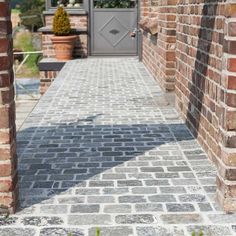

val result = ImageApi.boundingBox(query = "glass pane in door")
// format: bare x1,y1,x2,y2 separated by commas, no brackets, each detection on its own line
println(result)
94,0,136,8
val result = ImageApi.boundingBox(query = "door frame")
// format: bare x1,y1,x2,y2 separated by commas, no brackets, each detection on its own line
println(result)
88,0,140,56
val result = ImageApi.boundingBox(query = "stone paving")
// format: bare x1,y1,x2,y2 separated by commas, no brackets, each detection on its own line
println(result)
1,58,236,235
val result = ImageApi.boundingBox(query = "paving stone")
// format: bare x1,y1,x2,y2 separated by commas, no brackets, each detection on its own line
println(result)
208,214,236,224
135,203,163,212
161,214,203,224
166,203,195,212
21,216,64,226
167,167,191,172
104,204,132,213
198,203,213,212
87,196,115,203
71,204,100,213
145,180,170,186
0,217,18,226
131,187,157,194
115,214,155,224
149,195,176,202
187,225,232,236
89,227,133,236
68,215,112,225
117,180,143,187
89,181,114,187
160,186,186,194
40,205,68,214
136,226,185,236
75,188,100,195
178,194,206,202
0,228,36,236
57,197,85,204
119,195,146,203
103,187,129,195
140,167,164,172
103,174,126,180
40,228,84,236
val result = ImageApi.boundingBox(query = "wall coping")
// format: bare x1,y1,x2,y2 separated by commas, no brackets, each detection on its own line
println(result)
43,9,88,16
38,26,87,34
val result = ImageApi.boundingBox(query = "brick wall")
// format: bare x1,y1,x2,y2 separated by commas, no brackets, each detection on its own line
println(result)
42,14,88,58
0,0,18,214
175,0,236,211
141,0,176,91
40,71,59,95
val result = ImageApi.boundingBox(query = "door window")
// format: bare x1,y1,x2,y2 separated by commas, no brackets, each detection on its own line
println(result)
94,0,136,8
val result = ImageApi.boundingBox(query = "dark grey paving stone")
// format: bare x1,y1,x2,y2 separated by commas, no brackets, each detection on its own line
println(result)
0,216,18,226
166,203,195,212
178,194,206,202
71,204,100,213
149,195,176,202
21,216,63,226
115,214,155,224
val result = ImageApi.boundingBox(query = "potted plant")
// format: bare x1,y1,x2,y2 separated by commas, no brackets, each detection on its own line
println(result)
51,6,76,60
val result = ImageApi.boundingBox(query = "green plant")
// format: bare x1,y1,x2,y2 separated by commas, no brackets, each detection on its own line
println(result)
192,231,204,236
13,31,41,76
94,0,135,8
96,228,101,236
53,7,72,36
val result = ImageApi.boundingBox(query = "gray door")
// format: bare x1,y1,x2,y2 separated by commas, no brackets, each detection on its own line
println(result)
90,0,138,55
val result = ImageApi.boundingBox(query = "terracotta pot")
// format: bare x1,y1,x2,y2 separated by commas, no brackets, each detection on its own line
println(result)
51,35,76,60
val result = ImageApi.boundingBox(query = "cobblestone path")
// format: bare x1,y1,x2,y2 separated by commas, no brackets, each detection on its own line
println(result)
1,58,236,235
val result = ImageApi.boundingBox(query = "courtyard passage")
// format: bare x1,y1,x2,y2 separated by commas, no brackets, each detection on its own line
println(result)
1,58,236,235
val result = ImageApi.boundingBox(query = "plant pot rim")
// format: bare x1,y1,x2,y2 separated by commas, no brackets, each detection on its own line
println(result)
52,35,77,39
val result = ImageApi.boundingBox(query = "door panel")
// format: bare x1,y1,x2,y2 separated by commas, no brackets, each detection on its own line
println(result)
91,1,138,55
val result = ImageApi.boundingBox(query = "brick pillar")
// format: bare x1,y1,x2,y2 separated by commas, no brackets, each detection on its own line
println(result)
157,0,177,91
216,2,236,212
0,0,18,214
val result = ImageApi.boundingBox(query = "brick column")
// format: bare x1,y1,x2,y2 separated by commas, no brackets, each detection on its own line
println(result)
216,2,236,212
0,0,18,214
156,0,177,91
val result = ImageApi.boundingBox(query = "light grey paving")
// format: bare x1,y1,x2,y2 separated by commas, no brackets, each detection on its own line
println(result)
4,57,235,235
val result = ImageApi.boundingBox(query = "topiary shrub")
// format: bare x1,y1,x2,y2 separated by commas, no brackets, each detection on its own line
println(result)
53,6,72,36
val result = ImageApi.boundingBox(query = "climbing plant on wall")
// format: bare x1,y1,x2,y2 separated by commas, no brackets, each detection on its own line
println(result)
94,0,135,8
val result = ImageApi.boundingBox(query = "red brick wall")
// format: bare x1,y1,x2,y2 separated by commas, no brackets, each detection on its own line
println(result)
40,71,59,95
0,0,18,214
42,14,88,58
141,0,176,91
175,0,236,211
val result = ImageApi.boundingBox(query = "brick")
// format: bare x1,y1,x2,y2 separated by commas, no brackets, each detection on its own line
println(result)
0,3,10,17
228,58,236,72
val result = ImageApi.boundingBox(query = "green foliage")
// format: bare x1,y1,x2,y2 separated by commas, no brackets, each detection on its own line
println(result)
94,0,135,8
18,0,44,30
192,230,204,236
96,228,101,236
20,9,44,31
14,31,41,76
53,7,72,36
20,0,44,13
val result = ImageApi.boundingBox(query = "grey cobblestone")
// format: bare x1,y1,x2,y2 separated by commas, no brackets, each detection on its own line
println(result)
115,214,155,224
10,58,234,234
